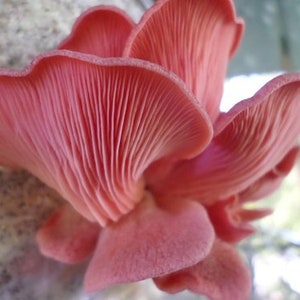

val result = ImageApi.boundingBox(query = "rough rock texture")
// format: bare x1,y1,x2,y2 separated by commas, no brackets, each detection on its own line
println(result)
0,0,145,69
0,169,86,300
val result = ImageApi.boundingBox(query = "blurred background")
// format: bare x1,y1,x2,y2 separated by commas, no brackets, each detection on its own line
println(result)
0,0,300,299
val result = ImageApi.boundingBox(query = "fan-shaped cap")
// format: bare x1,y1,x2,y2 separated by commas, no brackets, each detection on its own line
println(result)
0,51,212,225
124,0,244,121
84,195,215,292
58,6,134,57
152,73,300,205
154,239,251,300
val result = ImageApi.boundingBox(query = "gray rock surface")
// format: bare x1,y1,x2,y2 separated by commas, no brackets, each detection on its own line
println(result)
0,169,85,300
0,0,145,69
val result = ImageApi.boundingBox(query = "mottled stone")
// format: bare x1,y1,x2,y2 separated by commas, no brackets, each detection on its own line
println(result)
0,169,87,299
0,0,145,69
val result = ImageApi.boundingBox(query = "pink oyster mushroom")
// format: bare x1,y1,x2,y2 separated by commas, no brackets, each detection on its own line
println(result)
0,0,300,299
